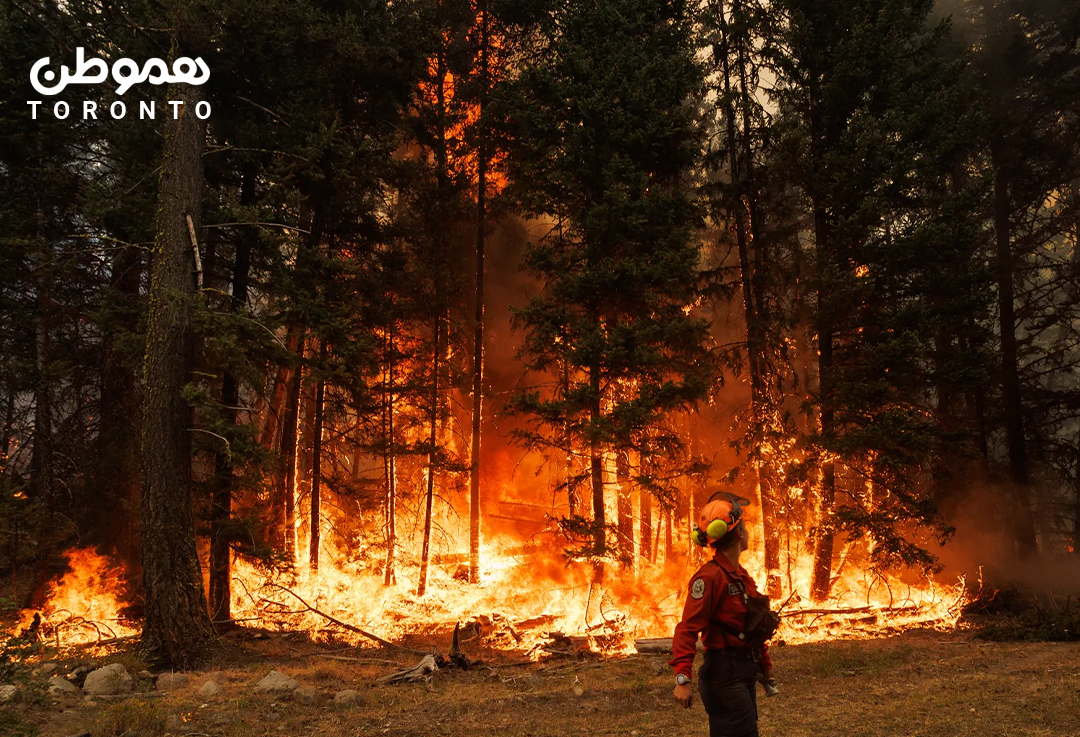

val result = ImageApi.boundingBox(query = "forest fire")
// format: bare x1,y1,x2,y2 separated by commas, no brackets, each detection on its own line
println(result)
16,520,967,653
14,548,139,647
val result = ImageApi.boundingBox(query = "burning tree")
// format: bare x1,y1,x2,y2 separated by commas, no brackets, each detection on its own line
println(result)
499,0,718,577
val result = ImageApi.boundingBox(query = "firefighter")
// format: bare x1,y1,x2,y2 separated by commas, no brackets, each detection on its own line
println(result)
670,493,775,737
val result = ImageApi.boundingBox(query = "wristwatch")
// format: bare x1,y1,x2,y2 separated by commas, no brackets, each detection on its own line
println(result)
675,674,691,686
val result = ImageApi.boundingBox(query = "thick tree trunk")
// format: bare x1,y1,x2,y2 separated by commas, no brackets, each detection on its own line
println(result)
209,168,255,626
992,156,1038,557
139,81,214,667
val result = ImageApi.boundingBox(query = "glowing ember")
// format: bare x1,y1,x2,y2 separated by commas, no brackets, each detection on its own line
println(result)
14,548,139,647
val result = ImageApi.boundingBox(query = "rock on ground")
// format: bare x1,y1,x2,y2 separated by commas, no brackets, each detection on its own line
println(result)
333,689,363,706
83,663,134,695
32,662,59,678
156,673,190,691
198,679,224,698
48,676,79,695
164,714,193,734
293,685,320,705
0,684,17,703
254,670,299,693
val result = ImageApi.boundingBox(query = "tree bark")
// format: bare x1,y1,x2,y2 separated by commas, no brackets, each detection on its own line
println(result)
468,0,488,586
280,333,305,564
417,314,440,597
309,341,326,572
139,80,214,667
638,477,652,563
383,321,397,586
590,341,605,583
616,450,633,566
810,195,837,603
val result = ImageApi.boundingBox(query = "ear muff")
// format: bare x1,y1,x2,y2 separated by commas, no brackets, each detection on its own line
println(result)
706,518,728,540
691,528,709,547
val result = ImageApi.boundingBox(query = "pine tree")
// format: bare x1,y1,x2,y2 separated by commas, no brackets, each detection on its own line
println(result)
500,0,717,577
772,0,990,598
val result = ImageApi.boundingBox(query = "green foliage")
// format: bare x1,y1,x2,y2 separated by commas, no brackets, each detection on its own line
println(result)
499,0,718,552
770,0,991,573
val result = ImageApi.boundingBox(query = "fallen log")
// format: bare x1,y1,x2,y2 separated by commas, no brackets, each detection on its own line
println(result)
633,638,705,654
378,653,440,684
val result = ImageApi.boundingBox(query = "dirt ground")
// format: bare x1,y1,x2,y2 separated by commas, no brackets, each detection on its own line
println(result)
3,628,1080,737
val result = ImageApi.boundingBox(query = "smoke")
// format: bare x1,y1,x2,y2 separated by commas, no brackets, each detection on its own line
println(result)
931,483,1080,597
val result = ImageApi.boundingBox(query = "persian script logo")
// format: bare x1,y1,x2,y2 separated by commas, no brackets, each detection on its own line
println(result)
27,47,211,121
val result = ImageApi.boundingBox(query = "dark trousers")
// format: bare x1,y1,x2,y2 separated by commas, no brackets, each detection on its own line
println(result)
698,649,759,737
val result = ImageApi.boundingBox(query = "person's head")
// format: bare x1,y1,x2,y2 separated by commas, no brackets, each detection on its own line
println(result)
693,497,746,551
715,518,749,552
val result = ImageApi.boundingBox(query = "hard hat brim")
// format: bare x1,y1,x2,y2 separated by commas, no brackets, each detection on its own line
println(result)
706,490,752,507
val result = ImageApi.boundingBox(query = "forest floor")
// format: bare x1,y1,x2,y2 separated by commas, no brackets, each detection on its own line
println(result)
2,626,1079,737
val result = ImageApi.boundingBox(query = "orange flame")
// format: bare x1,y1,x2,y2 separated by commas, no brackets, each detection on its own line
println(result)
14,548,139,646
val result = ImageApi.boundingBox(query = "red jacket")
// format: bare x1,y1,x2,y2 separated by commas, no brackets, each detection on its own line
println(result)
668,550,773,679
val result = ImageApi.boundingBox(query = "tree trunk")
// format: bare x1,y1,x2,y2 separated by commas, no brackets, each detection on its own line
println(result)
1074,425,1080,557
139,80,215,668
30,279,53,512
717,0,781,597
280,333,305,564
992,153,1038,558
383,321,397,586
209,167,255,626
1,389,14,473
616,450,633,566
639,478,652,563
589,342,605,583
468,0,488,586
810,196,837,603
664,507,673,561
417,315,440,597
309,342,326,572
264,332,297,551
261,328,299,450
562,358,578,516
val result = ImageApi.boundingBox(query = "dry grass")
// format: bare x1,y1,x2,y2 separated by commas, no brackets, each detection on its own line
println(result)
6,630,1080,737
